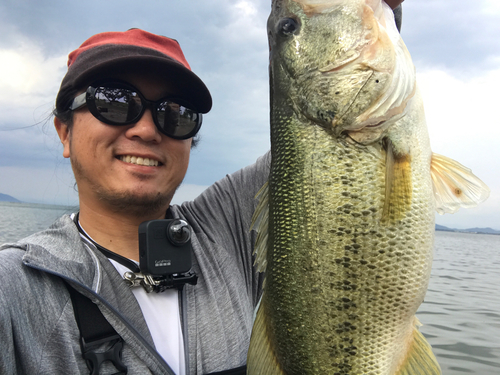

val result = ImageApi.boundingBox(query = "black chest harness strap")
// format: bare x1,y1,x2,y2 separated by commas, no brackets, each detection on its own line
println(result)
65,281,127,375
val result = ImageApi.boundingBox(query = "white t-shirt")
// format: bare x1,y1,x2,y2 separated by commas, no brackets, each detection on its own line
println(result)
74,217,186,374
109,260,186,375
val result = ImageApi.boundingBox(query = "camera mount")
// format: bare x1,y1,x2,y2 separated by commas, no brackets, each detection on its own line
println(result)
123,270,198,292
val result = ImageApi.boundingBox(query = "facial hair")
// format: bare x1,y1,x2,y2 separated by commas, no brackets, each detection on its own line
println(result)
70,150,177,218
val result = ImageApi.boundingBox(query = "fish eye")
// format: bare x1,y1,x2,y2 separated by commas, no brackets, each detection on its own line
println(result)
277,17,300,36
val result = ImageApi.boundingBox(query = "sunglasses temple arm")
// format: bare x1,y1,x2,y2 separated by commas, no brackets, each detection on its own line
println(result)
69,92,88,111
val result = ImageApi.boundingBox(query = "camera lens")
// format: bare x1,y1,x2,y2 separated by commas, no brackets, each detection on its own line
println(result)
166,219,191,245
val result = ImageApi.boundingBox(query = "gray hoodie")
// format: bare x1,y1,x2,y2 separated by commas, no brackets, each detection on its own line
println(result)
0,153,269,375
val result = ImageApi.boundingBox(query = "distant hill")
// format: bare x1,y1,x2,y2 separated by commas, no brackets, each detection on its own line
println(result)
436,224,500,235
463,227,500,235
435,224,455,232
0,193,21,203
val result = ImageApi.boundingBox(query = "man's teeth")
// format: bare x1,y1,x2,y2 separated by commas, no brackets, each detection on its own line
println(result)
120,155,159,166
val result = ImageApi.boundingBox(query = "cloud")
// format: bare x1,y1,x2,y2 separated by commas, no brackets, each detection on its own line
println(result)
417,67,500,229
418,68,500,157
482,0,500,15
0,0,497,229
0,36,66,124
0,29,68,171
403,0,500,74
0,38,67,176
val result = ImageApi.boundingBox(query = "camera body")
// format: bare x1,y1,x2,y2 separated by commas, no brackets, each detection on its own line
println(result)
138,219,193,277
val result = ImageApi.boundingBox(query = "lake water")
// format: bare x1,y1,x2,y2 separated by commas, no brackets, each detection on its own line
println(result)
419,231,500,374
1,201,499,374
0,201,77,244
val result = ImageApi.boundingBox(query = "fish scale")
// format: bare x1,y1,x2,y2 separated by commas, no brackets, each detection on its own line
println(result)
265,106,434,374
247,1,489,374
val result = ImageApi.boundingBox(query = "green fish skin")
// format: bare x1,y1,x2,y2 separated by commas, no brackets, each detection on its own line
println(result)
247,0,489,374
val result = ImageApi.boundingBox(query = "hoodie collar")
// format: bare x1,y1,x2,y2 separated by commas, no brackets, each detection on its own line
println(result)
1,214,102,292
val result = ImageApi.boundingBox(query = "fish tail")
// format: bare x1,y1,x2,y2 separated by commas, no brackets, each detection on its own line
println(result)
247,298,285,375
396,317,441,375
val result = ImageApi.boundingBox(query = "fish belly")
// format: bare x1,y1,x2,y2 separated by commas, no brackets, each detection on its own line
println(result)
264,115,435,374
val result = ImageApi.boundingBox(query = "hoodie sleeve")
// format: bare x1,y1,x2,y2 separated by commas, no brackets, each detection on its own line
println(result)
177,152,270,305
0,283,17,374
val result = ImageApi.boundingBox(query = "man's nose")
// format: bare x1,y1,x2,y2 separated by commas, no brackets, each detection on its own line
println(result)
125,109,162,142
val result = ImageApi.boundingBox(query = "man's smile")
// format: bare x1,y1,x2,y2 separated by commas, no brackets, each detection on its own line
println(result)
118,155,161,167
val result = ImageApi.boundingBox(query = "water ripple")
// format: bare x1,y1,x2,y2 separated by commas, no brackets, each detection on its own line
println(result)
417,231,500,374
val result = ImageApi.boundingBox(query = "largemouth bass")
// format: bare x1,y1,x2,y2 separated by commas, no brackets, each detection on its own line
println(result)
247,1,490,374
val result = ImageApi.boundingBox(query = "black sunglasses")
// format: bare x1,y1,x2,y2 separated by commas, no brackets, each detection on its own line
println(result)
69,80,203,140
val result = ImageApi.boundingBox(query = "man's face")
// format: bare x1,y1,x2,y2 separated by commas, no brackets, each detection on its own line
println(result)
57,72,193,216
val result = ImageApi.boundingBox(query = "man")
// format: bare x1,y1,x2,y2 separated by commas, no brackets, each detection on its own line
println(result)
1,28,268,375
0,2,404,375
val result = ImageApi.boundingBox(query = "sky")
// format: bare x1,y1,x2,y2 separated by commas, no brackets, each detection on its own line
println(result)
0,0,498,230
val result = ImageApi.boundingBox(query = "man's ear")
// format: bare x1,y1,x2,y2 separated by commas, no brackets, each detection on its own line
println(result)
54,117,71,158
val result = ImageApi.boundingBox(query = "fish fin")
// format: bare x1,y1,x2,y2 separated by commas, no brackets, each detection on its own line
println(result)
247,298,285,375
251,181,269,273
430,153,490,215
382,140,412,223
396,317,441,375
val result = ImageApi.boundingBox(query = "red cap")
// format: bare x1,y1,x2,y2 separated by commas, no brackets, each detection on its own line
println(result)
56,28,212,113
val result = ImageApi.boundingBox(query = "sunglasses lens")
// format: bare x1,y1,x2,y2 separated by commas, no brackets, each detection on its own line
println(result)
156,101,200,138
86,82,201,138
93,87,142,123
